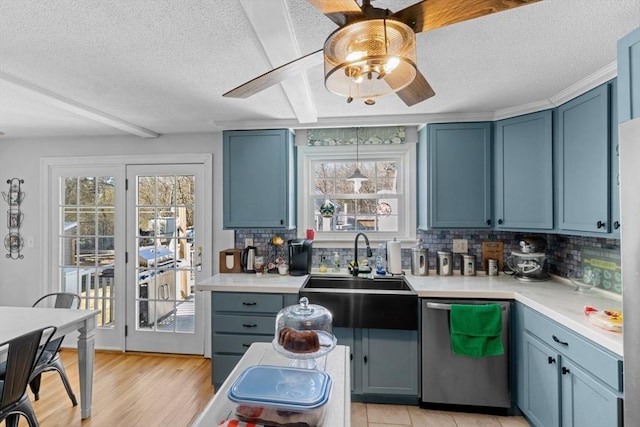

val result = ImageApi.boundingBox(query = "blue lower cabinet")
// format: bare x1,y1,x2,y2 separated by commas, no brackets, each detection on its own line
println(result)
514,303,623,427
210,291,290,386
335,327,419,403
561,358,621,427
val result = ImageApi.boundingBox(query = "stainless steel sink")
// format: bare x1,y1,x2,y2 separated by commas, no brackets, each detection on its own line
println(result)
299,275,418,330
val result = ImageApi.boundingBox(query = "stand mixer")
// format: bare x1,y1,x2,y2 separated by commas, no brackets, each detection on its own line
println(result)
506,236,551,282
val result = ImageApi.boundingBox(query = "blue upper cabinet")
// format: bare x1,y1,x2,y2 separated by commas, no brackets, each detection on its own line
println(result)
556,84,611,234
426,122,492,228
617,27,640,123
223,129,295,229
494,111,553,230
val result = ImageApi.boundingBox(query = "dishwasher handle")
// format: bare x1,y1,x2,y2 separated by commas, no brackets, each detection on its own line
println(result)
426,302,507,311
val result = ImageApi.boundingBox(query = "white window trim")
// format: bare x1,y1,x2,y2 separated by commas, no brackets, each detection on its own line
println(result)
297,143,417,248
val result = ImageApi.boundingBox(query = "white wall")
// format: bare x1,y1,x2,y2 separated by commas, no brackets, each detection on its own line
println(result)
0,132,233,306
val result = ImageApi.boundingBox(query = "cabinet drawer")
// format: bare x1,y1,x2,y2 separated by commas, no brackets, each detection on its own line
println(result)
213,314,276,335
213,333,273,354
524,307,622,391
213,292,283,314
212,354,242,385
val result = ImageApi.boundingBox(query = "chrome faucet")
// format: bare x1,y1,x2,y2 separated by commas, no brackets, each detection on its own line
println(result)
352,232,373,276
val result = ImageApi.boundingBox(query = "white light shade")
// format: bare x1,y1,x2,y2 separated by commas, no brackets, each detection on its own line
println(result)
324,19,417,101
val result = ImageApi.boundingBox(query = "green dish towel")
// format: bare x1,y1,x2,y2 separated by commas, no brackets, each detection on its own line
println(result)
450,303,504,358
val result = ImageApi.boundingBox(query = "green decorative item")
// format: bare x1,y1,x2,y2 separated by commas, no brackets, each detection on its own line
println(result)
320,199,335,218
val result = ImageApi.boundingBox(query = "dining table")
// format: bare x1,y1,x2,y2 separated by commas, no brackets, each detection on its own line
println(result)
0,305,100,419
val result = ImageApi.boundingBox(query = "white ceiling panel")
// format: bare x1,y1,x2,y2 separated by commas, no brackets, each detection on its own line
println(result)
0,0,638,138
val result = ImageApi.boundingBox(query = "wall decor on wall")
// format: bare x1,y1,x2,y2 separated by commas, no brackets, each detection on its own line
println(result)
2,178,25,259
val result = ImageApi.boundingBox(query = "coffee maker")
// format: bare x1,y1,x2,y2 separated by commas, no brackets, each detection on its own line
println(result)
288,239,313,276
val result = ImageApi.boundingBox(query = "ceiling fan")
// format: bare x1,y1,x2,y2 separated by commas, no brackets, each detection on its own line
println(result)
224,0,541,106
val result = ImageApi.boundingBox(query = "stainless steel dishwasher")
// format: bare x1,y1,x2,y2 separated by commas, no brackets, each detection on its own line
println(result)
421,299,511,412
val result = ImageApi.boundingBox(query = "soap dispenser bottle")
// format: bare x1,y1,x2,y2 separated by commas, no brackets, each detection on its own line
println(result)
332,252,340,272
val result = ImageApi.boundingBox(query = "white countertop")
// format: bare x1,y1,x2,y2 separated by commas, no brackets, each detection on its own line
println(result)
191,343,350,427
197,270,624,357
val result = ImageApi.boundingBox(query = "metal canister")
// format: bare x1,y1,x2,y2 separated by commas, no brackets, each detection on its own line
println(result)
411,248,429,276
436,250,453,276
461,254,476,276
487,259,499,276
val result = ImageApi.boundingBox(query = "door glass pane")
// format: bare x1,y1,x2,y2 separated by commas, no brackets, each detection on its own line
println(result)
59,176,116,328
135,174,195,333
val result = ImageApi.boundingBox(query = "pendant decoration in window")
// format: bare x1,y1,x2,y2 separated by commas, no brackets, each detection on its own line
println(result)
320,199,335,218
377,202,392,217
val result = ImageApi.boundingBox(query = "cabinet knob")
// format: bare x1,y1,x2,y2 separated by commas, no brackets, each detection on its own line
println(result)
280,219,284,225
614,221,620,230
596,220,606,229
486,219,491,226
364,355,368,364
562,367,571,375
548,356,556,364
498,219,503,225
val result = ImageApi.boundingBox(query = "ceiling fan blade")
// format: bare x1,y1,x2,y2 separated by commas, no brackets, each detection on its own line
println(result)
393,0,541,34
305,0,364,26
386,69,435,107
223,49,324,98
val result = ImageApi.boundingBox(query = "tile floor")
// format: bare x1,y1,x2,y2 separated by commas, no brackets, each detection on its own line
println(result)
351,403,531,427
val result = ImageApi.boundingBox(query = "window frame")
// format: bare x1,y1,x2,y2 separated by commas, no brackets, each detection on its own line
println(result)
297,142,417,246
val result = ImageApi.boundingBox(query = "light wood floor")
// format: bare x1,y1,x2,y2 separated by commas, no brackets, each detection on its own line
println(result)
19,350,530,427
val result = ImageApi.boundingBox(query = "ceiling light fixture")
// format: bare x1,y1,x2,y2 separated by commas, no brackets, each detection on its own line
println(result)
347,127,368,190
324,17,417,105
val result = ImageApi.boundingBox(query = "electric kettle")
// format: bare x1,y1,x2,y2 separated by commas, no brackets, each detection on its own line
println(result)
241,246,257,273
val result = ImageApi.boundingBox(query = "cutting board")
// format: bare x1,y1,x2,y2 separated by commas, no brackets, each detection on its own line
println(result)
482,241,504,271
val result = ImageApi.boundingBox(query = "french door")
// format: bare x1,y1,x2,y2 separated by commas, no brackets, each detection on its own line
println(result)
49,157,209,354
125,164,205,354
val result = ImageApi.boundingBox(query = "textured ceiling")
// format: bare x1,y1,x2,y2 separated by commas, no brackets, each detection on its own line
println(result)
0,0,639,138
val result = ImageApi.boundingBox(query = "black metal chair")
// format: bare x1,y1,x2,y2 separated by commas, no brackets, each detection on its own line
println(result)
29,292,81,406
0,325,56,427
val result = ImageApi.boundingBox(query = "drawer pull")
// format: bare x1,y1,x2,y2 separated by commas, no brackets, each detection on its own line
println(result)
242,302,257,306
552,335,569,346
548,356,556,364
562,367,571,375
242,323,257,328
242,343,251,348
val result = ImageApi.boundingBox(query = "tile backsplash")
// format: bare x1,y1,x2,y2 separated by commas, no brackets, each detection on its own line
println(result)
233,229,621,294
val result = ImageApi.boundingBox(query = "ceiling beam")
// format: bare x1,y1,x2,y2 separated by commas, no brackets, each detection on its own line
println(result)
239,0,318,124
0,72,159,138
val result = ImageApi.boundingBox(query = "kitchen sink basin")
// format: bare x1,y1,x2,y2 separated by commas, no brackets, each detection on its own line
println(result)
299,275,418,330
302,275,414,292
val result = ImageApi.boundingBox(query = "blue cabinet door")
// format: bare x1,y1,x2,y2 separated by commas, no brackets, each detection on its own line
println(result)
427,122,492,228
617,27,640,123
361,328,418,396
334,327,357,394
610,79,621,237
223,129,295,229
557,85,611,233
561,359,622,427
494,111,553,229
523,334,560,427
